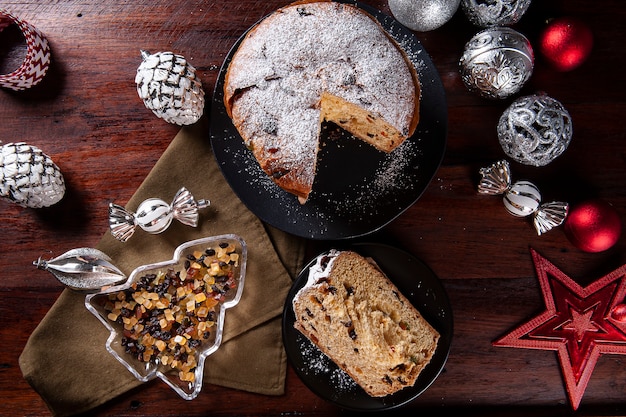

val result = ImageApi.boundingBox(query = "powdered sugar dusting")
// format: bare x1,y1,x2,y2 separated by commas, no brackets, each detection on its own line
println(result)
316,137,422,219
226,2,417,193
373,138,421,193
297,334,358,394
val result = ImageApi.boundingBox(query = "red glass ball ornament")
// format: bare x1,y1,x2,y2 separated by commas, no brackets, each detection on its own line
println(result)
539,17,593,71
564,199,622,253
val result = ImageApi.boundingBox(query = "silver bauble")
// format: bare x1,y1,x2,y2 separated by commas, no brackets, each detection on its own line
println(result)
497,93,573,166
459,27,533,99
388,0,461,32
461,0,532,27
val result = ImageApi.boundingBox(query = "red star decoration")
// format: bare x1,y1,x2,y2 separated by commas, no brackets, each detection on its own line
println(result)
493,248,626,410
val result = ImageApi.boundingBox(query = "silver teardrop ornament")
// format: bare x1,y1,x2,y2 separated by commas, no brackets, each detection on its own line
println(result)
34,247,126,292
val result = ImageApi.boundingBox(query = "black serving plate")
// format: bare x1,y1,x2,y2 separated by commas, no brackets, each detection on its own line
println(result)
282,243,453,411
210,1,447,240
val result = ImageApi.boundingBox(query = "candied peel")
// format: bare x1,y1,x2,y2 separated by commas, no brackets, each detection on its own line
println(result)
103,242,239,383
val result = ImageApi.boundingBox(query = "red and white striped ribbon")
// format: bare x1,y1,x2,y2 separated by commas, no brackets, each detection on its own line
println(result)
0,9,51,91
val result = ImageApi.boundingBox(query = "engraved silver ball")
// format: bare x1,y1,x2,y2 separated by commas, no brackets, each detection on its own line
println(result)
461,0,533,27
459,27,534,99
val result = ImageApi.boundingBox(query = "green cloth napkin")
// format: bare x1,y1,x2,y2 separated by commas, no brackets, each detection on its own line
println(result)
19,120,306,417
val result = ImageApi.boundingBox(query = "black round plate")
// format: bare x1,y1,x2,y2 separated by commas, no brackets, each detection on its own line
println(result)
210,1,447,240
282,243,453,411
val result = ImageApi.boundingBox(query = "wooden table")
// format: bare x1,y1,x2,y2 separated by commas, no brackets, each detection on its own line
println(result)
1,1,625,416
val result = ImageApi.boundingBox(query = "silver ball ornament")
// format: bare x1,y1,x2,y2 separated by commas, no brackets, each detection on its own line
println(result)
388,0,461,32
497,93,573,166
459,27,533,99
504,180,541,217
461,0,532,27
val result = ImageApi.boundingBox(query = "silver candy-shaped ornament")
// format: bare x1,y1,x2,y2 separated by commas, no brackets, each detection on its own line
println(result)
497,93,573,166
135,50,205,125
34,247,126,292
388,0,461,32
109,187,210,242
478,160,569,235
459,27,533,99
0,142,65,208
461,0,532,27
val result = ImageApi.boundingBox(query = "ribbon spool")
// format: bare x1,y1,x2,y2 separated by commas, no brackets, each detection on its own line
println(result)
109,187,210,242
478,160,569,235
0,9,51,91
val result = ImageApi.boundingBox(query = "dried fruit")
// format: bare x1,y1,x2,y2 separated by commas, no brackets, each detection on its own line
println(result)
103,242,239,382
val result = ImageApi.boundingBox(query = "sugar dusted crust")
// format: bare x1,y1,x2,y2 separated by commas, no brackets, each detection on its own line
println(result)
224,1,420,202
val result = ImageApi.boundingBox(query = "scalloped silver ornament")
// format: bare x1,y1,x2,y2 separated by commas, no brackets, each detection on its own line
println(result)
478,159,512,195
477,160,569,235
533,201,569,235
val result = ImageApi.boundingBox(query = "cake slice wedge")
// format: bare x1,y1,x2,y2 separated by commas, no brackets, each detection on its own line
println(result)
292,250,439,397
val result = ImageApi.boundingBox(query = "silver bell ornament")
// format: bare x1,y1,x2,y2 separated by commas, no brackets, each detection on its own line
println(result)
478,160,569,235
109,187,210,242
461,0,532,27
459,27,533,99
388,0,461,32
497,93,572,166
0,142,65,208
135,50,205,125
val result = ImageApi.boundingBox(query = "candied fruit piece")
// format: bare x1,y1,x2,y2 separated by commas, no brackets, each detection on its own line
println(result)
102,243,240,383
196,306,209,318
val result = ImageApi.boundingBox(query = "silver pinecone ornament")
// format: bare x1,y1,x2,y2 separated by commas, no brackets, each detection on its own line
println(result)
135,50,205,125
0,142,66,208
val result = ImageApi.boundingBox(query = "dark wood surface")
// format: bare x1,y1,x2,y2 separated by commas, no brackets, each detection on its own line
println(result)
1,1,625,416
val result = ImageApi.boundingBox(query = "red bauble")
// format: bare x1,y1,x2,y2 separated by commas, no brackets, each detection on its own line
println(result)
564,199,622,253
539,17,593,71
